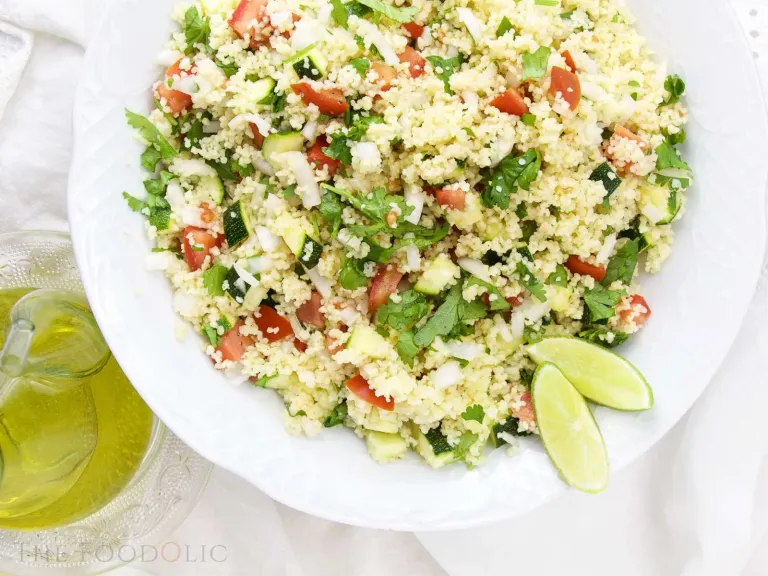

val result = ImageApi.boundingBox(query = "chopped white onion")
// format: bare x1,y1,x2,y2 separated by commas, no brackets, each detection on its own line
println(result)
270,11,294,27
641,203,667,225
288,315,304,337
366,27,399,65
264,194,286,217
234,262,260,287
338,306,358,326
291,19,325,51
518,298,551,322
301,121,318,143
145,251,175,271
444,340,483,361
431,361,463,389
456,8,482,43
252,155,275,176
491,136,515,166
156,49,184,67
255,226,282,252
461,90,479,111
405,244,420,270
316,3,332,23
165,180,185,212
457,258,491,282
173,291,203,317
505,69,521,88
305,267,333,298
203,120,221,134
580,80,607,102
510,312,525,340
171,75,199,96
404,188,425,224
234,278,247,295
181,206,207,227
350,141,381,164
282,151,321,208
233,113,271,139
171,158,217,178
495,314,513,342
247,256,274,273
596,234,617,264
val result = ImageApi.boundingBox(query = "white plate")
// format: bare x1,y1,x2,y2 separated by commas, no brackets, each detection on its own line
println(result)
69,0,768,530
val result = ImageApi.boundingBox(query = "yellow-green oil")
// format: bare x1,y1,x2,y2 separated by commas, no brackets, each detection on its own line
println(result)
0,288,154,530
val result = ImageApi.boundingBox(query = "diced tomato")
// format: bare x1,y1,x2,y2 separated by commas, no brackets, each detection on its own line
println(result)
293,339,308,353
368,265,404,315
229,0,271,48
345,374,395,411
255,305,294,343
370,62,397,91
610,124,648,151
216,321,254,362
565,255,606,283
549,66,581,111
489,88,529,117
561,50,577,73
326,332,345,355
291,83,349,116
483,294,523,309
155,60,193,116
403,22,425,40
182,226,223,271
516,391,535,422
199,202,216,224
620,295,652,327
398,47,426,78
249,122,265,149
296,292,326,329
307,136,341,176
435,188,466,211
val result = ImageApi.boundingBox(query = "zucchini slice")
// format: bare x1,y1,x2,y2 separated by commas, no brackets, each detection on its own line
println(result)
414,254,459,295
224,266,249,302
198,174,225,205
298,237,323,269
286,44,328,80
223,200,252,248
639,183,681,225
262,132,305,170
247,77,277,105
589,162,622,196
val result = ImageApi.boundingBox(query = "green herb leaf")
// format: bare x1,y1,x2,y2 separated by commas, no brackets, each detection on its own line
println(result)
413,282,463,347
396,330,420,367
216,59,239,77
349,57,370,75
184,6,211,54
203,264,229,296
602,239,639,286
140,147,163,172
339,258,369,290
655,139,691,172
143,171,174,196
661,74,685,107
323,401,348,427
331,0,350,27
534,0,559,5
482,149,541,209
319,193,343,236
376,289,430,331
496,16,513,37
516,262,547,302
454,432,478,461
202,325,221,347
354,0,418,22
126,110,177,162
426,55,464,94
148,208,172,231
577,326,629,348
122,192,147,213
465,276,511,311
521,46,551,81
662,127,686,146
323,134,353,165
521,113,536,126
547,264,568,287
583,284,626,322
560,9,575,18
461,404,485,423
272,92,288,113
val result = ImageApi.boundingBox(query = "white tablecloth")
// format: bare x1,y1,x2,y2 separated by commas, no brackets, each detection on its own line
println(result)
1,1,767,574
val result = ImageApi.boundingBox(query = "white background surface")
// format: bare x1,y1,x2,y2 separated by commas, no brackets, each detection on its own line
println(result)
0,0,767,574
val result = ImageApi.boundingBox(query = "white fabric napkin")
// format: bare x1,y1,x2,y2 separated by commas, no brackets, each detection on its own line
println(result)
1,0,767,575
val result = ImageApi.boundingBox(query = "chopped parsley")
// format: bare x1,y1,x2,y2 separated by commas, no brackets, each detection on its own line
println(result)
547,263,568,287
376,289,430,331
577,326,629,349
465,276,511,312
183,6,211,55
516,262,547,302
338,258,369,290
583,284,626,322
349,57,371,75
461,404,485,423
661,74,686,107
496,16,514,37
203,264,229,296
319,192,343,236
396,330,420,367
602,239,639,286
323,401,348,427
426,55,464,94
482,148,541,209
355,0,418,23
126,109,177,166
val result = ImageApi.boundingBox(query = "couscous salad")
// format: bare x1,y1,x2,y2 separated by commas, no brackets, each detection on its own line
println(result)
124,0,691,469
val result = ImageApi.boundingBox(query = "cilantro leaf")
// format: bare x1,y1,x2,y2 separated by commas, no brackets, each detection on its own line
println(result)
126,110,178,163
547,264,568,287
141,147,163,172
319,193,343,236
583,284,625,322
482,149,541,209
349,58,370,75
143,171,174,196
655,139,691,172
331,0,350,27
184,6,211,54
323,134,353,165
396,330,420,366
663,127,686,146
413,282,463,347
148,208,172,231
521,46,551,81
465,276,511,311
339,258,369,290
496,16,514,37
454,432,478,461
122,192,146,213
203,264,229,296
577,325,629,349
355,0,418,22
216,59,239,77
323,401,348,427
376,289,430,331
516,262,547,302
347,114,384,140
461,404,485,423
602,239,639,286
426,55,464,94
661,74,685,107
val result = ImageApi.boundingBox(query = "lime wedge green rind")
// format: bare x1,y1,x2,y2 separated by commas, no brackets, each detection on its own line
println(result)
527,337,653,411
532,362,609,493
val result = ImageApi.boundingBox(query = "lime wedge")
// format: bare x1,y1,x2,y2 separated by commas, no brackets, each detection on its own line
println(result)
532,362,608,493
527,337,653,411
